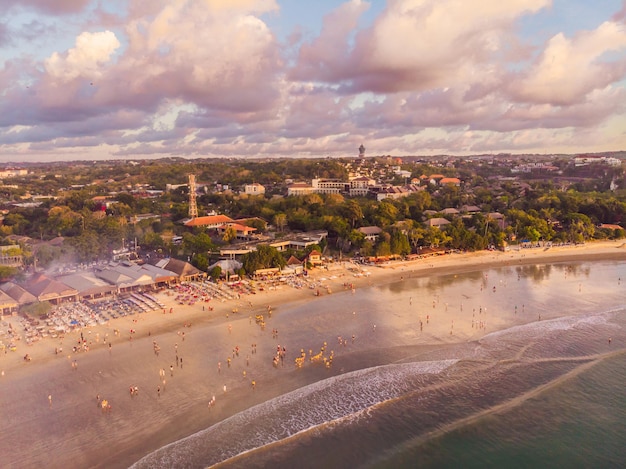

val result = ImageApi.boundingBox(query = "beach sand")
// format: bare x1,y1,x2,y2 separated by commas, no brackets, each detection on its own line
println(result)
1,241,625,468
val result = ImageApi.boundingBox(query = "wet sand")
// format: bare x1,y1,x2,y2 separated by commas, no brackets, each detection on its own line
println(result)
1,241,625,468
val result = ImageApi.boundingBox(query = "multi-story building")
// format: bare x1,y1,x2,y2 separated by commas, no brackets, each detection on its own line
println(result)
349,176,374,197
311,178,348,194
287,182,315,196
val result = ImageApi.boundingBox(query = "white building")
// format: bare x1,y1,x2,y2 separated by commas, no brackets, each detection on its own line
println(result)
349,176,374,197
244,183,265,195
311,178,348,194
287,182,315,196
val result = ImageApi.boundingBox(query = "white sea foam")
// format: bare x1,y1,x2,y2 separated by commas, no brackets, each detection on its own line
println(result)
481,307,622,345
131,359,458,468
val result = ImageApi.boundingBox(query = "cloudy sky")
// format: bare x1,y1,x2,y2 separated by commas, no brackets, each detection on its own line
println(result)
1,0,626,162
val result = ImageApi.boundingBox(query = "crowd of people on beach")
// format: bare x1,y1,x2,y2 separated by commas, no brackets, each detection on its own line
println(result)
4,250,621,451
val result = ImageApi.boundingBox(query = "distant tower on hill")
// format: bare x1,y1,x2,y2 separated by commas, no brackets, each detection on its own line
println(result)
188,174,198,219
358,144,365,158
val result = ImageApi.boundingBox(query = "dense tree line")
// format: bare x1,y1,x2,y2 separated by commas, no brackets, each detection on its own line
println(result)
1,158,624,273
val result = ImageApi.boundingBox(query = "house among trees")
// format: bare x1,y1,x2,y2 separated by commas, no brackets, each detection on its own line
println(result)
243,183,265,195
184,214,234,228
487,212,506,229
306,250,323,267
439,177,461,186
441,208,460,216
460,205,481,214
428,174,446,184
283,255,304,275
426,217,451,228
216,222,257,241
358,226,383,242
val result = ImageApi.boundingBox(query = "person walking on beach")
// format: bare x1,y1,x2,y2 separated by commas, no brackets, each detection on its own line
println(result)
157,386,160,397
170,365,174,376
48,394,52,407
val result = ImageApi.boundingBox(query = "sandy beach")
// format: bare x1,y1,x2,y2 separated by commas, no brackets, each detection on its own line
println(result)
1,240,625,468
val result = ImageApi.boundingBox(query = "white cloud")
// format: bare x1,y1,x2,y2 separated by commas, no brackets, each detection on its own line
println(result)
118,0,282,113
1,0,626,161
45,30,120,81
292,0,550,93
510,21,626,104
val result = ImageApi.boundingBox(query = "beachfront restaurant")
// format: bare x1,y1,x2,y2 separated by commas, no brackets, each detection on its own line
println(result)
0,282,37,310
0,289,19,316
56,272,118,301
93,262,179,293
21,273,79,304
152,258,206,282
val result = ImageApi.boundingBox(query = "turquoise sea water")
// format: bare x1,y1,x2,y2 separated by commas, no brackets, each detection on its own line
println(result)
132,261,626,469
392,353,626,469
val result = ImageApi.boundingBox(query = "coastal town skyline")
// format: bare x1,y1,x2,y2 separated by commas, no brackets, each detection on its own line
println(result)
1,0,626,162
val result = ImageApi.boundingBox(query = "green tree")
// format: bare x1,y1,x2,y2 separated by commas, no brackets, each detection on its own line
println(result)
245,218,267,232
343,200,364,228
66,231,102,262
273,213,287,232
222,226,237,243
407,225,425,252
0,266,19,281
242,245,286,274
375,232,391,256
563,213,595,243
182,232,215,255
209,265,222,280
191,253,209,272
2,213,27,235
389,229,411,256
376,201,399,227
143,232,165,250
423,226,452,248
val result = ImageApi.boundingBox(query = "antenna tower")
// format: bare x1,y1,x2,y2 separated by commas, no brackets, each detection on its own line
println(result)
188,174,198,219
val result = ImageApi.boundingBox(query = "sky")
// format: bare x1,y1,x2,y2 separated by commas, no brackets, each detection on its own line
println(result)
1,0,626,163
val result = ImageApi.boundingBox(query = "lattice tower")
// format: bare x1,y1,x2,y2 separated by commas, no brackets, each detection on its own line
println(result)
188,174,198,219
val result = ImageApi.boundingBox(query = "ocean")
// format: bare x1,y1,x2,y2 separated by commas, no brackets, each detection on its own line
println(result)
131,260,626,468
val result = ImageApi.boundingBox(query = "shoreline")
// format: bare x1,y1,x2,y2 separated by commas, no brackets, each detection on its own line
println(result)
2,240,626,468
